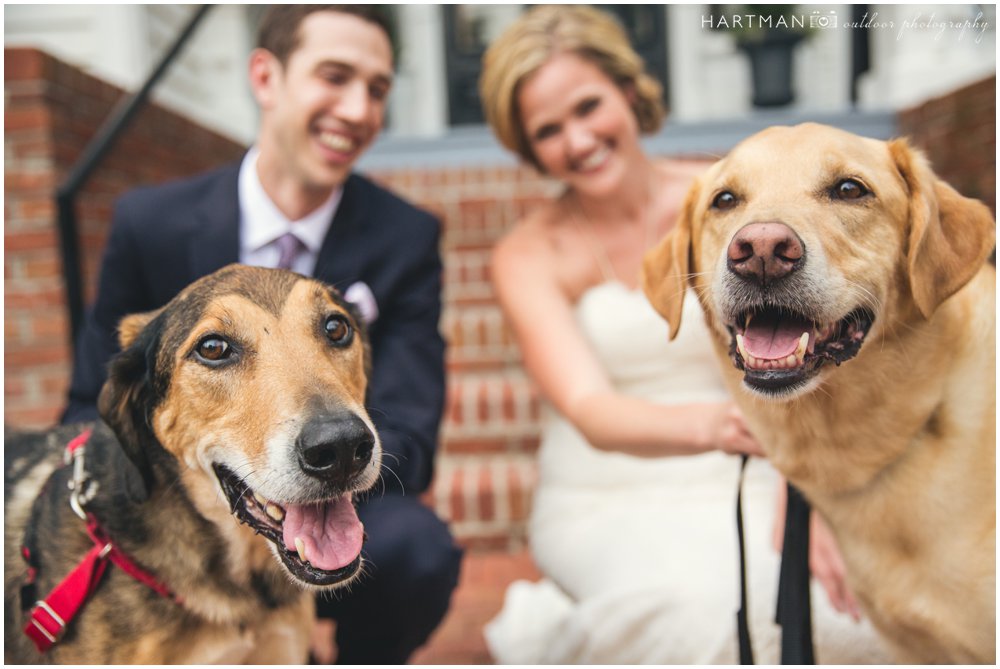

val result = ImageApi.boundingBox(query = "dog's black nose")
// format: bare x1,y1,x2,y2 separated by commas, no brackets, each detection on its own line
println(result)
296,413,375,484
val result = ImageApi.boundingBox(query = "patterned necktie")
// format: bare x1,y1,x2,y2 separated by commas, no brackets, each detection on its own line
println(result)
274,232,305,271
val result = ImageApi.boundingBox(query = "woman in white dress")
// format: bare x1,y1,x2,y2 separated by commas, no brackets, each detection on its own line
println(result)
478,6,891,664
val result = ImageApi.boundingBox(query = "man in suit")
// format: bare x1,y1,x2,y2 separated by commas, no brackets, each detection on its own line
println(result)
62,5,462,664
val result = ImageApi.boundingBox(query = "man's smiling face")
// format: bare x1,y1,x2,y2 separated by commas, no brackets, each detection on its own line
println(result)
254,10,394,194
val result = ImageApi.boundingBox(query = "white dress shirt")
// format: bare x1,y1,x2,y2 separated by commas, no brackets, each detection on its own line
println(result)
237,146,342,276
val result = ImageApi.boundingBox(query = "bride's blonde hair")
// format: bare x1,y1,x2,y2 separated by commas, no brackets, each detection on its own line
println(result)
479,5,665,171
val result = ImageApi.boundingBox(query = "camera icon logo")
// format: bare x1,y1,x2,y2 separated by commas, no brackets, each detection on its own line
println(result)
809,10,838,29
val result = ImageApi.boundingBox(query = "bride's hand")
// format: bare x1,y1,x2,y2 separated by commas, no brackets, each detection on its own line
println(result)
809,511,862,621
702,403,765,457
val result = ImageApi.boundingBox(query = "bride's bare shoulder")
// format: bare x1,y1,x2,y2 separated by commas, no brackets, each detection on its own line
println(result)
494,197,574,259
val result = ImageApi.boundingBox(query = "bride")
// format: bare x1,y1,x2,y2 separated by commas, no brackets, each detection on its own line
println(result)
478,5,891,664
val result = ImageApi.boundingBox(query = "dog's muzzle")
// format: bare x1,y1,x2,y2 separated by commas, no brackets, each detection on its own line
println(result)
722,222,875,397
212,411,378,587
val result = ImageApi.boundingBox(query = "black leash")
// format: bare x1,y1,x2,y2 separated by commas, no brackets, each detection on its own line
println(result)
736,455,754,664
776,482,815,663
736,463,816,664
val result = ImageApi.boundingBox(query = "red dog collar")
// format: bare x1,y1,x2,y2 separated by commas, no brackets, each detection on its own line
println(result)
23,429,179,653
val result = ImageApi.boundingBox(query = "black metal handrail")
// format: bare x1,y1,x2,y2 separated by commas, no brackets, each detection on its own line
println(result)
55,4,212,354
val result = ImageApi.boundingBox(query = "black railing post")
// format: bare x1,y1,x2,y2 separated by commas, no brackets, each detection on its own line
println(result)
55,4,213,353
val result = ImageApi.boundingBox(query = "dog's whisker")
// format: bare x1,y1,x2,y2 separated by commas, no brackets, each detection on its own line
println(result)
841,280,892,355
364,405,391,419
376,463,406,494
843,282,882,315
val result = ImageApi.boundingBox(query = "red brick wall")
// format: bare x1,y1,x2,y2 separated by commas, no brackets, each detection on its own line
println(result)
4,48,246,426
368,167,560,548
897,75,996,214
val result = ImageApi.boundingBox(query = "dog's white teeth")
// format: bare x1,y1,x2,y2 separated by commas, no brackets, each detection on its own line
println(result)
736,333,748,360
737,333,762,369
738,332,809,370
295,537,308,563
794,332,809,364
265,502,285,522
745,313,754,329
252,492,267,506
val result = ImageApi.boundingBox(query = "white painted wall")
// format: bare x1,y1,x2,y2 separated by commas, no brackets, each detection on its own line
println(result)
856,4,996,109
5,4,257,143
668,4,753,119
5,4,149,88
148,4,258,144
388,4,448,137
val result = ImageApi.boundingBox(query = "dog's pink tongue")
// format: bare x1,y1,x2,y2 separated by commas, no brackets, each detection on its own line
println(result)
282,495,363,571
743,314,809,360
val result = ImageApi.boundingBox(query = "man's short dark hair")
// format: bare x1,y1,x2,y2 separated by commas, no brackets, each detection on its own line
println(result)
256,5,396,65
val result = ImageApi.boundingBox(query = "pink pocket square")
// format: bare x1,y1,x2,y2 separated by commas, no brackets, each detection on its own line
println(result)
344,281,379,325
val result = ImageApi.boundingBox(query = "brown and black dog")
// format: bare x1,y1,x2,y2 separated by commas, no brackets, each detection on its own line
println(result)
5,265,381,663
643,124,995,663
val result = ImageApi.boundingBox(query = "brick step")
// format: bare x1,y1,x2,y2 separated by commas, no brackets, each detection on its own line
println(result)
372,168,559,249
442,247,495,306
441,369,541,456
425,453,537,551
442,303,521,371
411,548,542,665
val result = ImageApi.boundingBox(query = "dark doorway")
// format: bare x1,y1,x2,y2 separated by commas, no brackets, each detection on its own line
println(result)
444,4,669,126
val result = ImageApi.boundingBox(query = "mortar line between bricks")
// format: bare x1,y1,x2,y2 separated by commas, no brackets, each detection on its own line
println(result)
463,457,481,523
491,460,510,524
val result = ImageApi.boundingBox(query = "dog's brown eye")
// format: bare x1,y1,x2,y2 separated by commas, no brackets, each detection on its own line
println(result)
712,191,738,211
325,315,353,346
834,179,870,200
196,336,231,362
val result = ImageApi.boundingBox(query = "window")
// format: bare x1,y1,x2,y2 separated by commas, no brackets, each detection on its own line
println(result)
444,4,669,126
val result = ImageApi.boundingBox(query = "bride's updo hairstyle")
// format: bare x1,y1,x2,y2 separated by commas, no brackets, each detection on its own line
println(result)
479,4,665,172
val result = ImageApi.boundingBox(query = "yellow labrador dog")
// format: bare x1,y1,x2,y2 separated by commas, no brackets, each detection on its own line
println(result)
642,123,995,664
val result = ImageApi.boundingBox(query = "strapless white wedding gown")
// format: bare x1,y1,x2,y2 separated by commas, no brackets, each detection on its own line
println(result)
484,282,891,664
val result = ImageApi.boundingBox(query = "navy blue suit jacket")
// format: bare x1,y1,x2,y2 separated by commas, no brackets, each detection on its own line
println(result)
64,163,446,494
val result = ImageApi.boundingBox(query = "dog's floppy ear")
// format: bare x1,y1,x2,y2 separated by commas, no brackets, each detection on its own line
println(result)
116,308,162,349
641,180,698,340
97,309,164,502
891,139,996,319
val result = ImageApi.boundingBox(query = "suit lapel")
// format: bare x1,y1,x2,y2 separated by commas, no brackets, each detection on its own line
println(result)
314,174,368,288
184,167,369,287
190,164,241,278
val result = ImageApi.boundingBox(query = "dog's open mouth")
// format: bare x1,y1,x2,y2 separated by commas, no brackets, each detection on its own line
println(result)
212,464,364,586
727,306,874,395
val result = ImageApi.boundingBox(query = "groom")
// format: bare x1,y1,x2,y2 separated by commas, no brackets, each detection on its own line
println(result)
61,5,461,664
